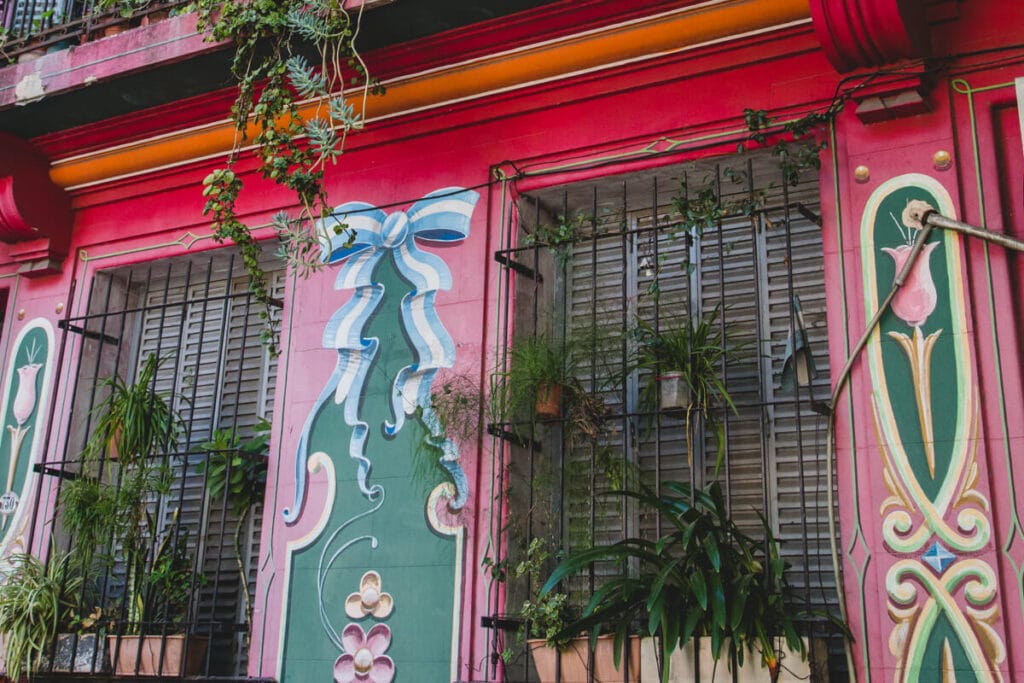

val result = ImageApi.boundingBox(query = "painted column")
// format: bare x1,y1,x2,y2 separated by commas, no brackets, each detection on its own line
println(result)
262,189,479,682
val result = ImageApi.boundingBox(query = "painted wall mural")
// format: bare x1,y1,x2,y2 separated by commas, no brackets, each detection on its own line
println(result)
279,188,479,682
0,319,53,559
861,175,1005,681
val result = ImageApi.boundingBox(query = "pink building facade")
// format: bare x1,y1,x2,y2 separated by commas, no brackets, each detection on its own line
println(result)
0,0,1022,680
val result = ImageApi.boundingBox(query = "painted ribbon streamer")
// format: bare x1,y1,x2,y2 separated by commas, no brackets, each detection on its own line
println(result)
284,188,478,525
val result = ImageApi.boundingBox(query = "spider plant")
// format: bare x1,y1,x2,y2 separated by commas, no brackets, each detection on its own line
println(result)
84,353,180,467
632,306,738,469
0,551,81,680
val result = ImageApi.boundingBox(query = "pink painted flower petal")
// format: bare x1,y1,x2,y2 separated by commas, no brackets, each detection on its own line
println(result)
369,655,395,683
341,623,367,654
884,242,939,327
334,654,356,683
365,624,392,657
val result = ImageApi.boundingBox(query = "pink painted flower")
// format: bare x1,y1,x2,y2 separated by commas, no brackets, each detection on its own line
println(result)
334,624,394,683
882,241,939,328
12,363,41,426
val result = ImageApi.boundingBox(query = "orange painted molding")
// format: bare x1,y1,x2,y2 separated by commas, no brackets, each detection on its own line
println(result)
50,0,810,189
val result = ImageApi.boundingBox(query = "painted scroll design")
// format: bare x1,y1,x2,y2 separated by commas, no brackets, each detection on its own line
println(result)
862,175,1004,681
283,187,479,524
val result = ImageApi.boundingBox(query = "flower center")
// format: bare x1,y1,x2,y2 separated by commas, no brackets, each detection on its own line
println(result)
353,647,374,674
361,587,380,608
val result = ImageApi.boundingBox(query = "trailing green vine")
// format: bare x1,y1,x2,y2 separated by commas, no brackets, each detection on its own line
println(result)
195,0,380,351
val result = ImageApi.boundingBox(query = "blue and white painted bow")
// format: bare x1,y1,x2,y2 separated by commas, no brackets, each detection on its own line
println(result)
283,188,478,525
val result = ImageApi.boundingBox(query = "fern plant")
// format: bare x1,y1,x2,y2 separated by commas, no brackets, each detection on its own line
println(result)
196,0,379,351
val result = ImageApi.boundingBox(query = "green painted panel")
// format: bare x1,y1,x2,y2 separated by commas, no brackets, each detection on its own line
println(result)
916,612,981,683
0,325,49,528
872,187,957,503
281,258,457,682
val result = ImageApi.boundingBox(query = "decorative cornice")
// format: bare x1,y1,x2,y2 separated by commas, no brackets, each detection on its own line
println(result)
0,133,71,275
48,0,810,190
809,0,931,73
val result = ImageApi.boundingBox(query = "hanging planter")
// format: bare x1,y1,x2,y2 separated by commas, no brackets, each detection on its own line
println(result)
535,382,562,419
657,371,690,411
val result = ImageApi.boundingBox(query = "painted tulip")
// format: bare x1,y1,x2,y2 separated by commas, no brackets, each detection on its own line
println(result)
12,363,41,426
334,623,394,683
882,241,939,328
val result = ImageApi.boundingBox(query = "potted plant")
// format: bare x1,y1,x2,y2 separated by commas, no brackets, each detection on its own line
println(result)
502,334,609,447
507,539,639,683
46,604,109,674
506,335,573,420
197,418,270,647
632,307,738,467
542,481,834,683
0,551,81,680
108,516,208,676
55,353,207,675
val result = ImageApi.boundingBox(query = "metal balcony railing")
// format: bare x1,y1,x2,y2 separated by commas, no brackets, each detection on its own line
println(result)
1,0,188,62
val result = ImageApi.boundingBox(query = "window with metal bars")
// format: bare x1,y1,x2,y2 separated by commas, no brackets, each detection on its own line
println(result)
490,150,844,680
39,248,282,678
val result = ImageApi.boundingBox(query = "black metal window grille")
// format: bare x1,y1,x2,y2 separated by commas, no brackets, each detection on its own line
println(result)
36,248,282,678
1,0,187,58
489,150,844,681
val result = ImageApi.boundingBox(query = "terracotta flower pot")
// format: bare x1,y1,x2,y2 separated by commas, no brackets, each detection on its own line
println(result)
529,634,641,683
140,9,170,26
535,382,562,419
108,634,208,676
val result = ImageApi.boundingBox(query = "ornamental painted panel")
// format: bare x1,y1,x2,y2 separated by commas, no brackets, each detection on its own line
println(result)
278,189,478,682
0,319,53,560
860,174,1005,681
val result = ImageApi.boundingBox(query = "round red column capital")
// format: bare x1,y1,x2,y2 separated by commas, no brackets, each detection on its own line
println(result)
0,132,72,246
809,0,931,73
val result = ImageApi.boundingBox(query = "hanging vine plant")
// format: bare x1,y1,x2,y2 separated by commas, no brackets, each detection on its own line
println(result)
195,0,380,351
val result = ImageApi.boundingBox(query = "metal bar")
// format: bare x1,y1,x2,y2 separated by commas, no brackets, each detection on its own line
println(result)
715,164,732,511
652,176,662,540
493,252,543,282
924,211,1024,253
782,177,813,605
58,288,262,327
56,319,120,345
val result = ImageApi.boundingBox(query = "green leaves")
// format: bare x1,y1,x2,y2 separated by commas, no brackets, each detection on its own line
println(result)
286,56,327,98
0,552,81,680
193,0,378,354
83,353,180,467
541,481,824,682
197,417,270,517
305,118,341,162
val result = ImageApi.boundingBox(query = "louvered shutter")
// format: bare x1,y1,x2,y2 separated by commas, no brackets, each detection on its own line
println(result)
131,254,281,675
552,153,836,614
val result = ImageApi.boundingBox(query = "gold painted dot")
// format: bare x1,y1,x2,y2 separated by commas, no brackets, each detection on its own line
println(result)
56,302,64,314
933,150,952,170
17,309,25,320
854,165,870,183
